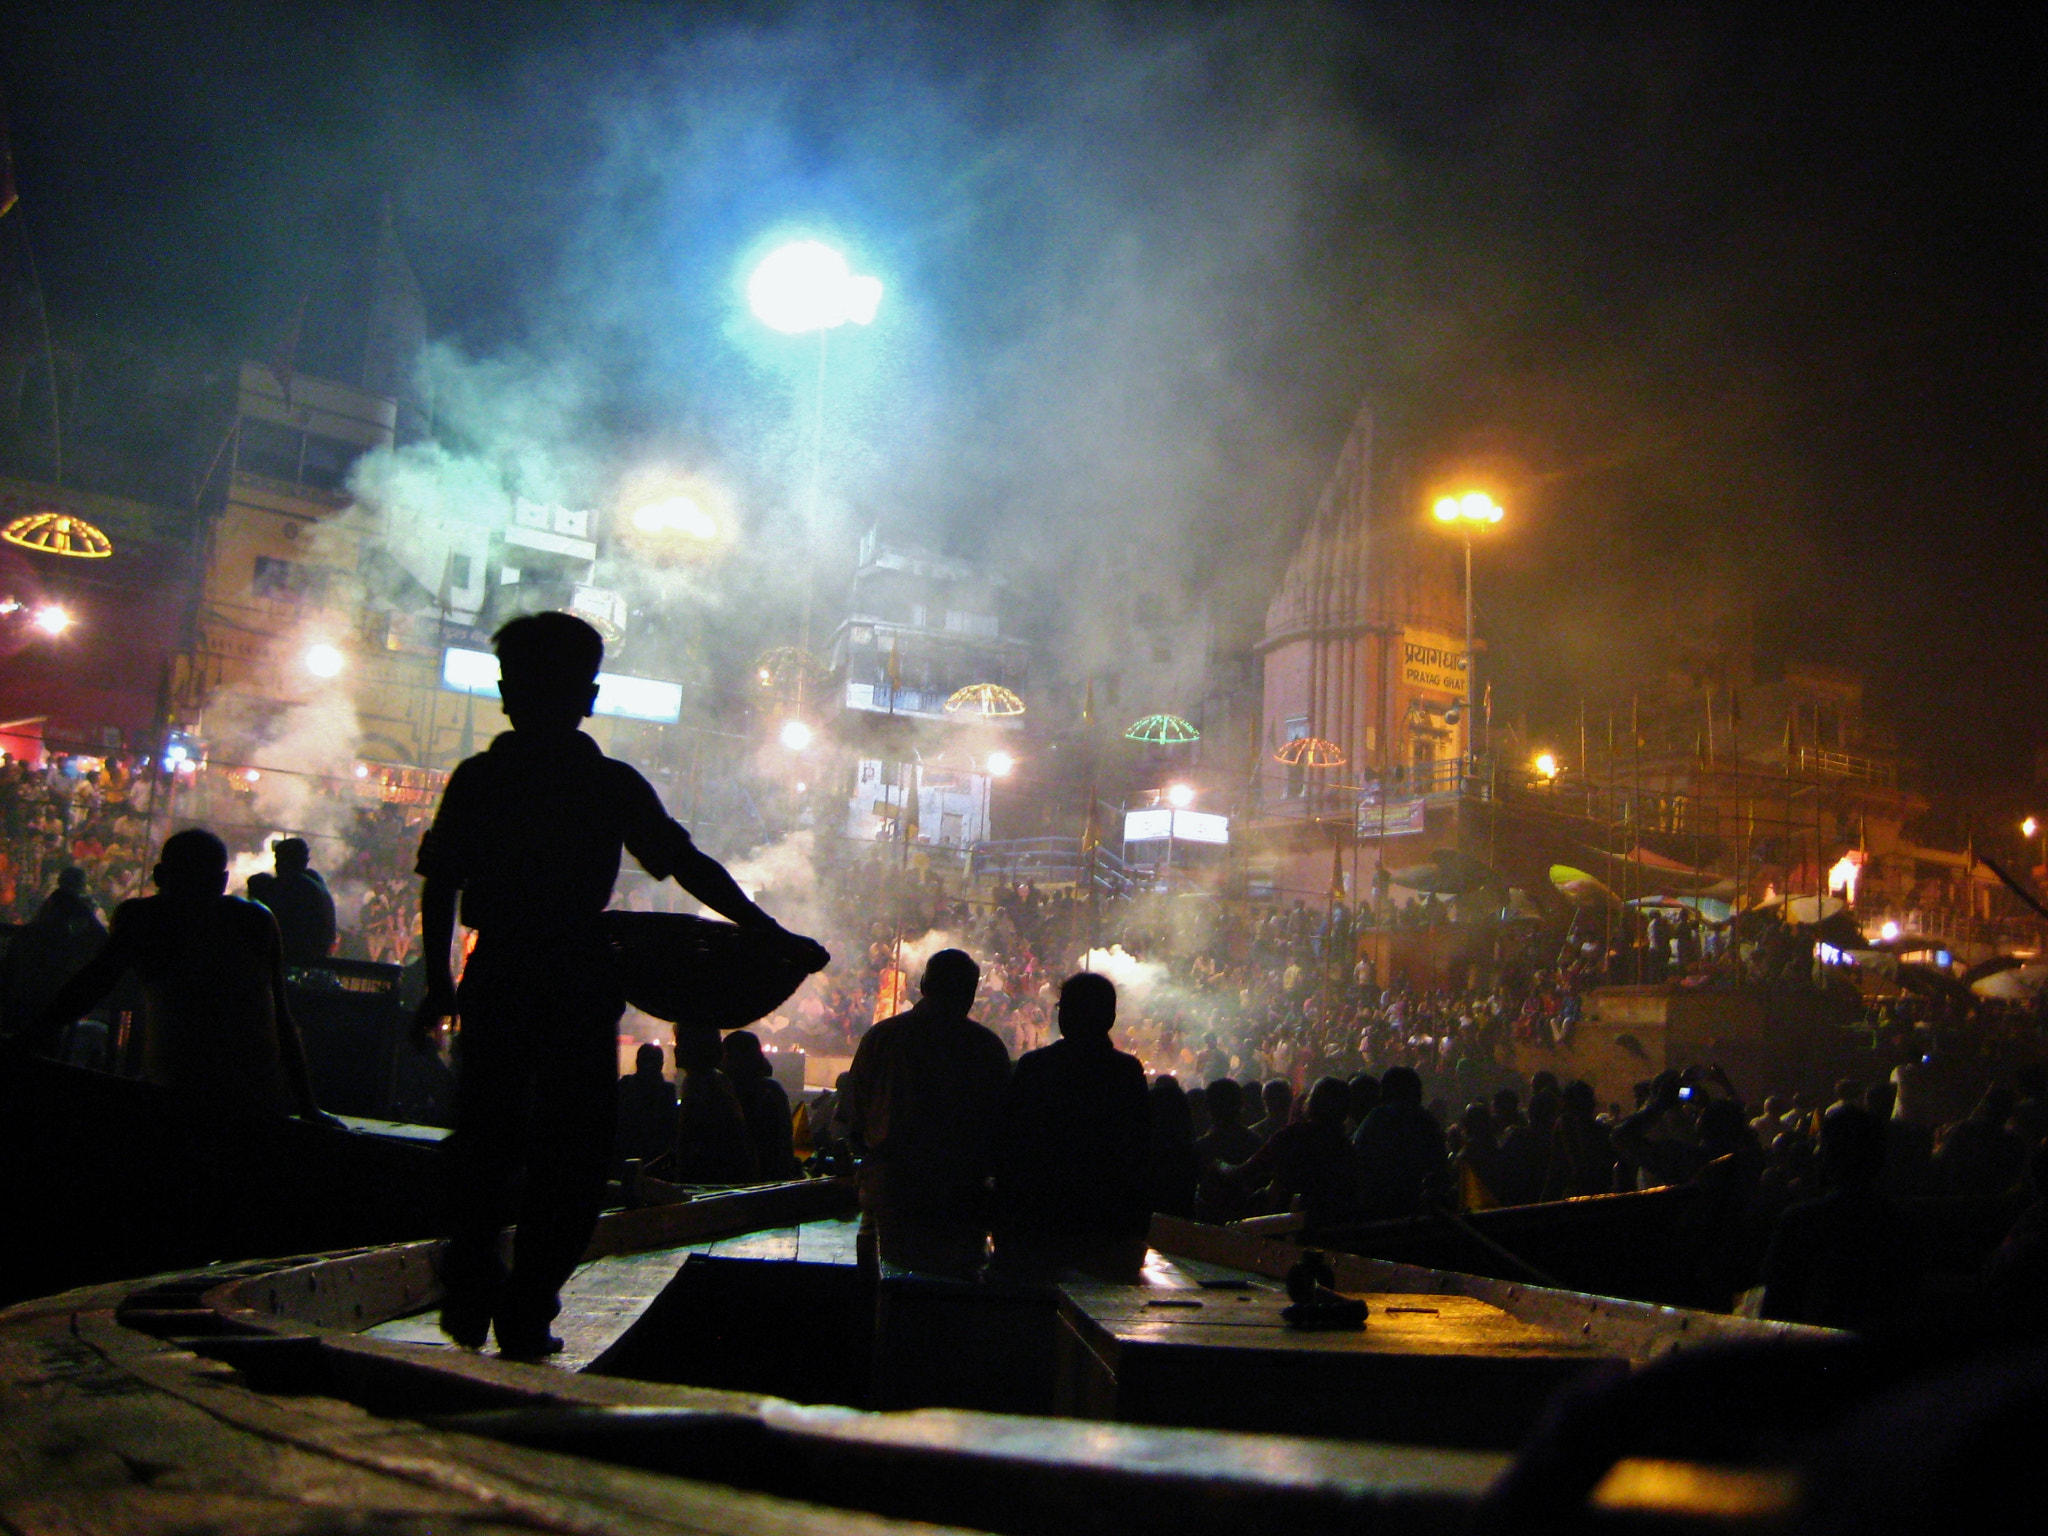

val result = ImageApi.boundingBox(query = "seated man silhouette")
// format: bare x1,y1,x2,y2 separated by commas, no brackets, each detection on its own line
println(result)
722,1029,799,1183
993,971,1152,1282
843,948,1011,1277
614,1042,678,1166
670,1022,758,1183
2,866,109,1047
246,836,337,967
414,610,823,1357
13,829,328,1121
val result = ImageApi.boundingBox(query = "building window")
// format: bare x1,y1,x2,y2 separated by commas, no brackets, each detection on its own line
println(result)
253,555,309,600
238,418,303,482
299,434,359,490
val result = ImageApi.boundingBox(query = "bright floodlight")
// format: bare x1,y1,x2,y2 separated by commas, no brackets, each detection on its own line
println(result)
986,750,1015,778
748,240,883,334
2027,817,2040,839
31,603,72,636
304,643,345,679
779,718,814,751
1434,491,1504,525
1533,751,1559,779
632,496,720,541
1166,782,1195,809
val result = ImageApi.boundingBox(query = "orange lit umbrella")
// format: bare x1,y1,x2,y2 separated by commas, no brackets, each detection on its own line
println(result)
1275,735,1347,768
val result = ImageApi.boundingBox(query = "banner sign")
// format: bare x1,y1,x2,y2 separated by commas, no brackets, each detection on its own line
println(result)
441,646,683,723
1357,795,1427,838
1124,808,1231,845
1400,627,1468,697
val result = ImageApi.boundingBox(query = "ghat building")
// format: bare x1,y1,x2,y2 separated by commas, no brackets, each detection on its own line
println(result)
1246,402,1477,909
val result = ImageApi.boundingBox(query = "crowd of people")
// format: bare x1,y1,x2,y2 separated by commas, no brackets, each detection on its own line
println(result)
743,845,1600,1101
744,942,2048,1335
0,754,158,917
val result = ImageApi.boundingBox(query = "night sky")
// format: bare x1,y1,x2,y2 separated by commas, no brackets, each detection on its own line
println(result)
3,3,2042,796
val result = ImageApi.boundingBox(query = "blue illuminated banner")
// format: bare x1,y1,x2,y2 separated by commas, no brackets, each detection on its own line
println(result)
440,646,683,724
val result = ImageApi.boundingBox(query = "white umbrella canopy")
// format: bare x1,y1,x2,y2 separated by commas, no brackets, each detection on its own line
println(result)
1971,965,2048,1001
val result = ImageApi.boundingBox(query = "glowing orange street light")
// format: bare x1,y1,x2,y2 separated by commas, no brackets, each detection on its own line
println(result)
1429,491,1504,762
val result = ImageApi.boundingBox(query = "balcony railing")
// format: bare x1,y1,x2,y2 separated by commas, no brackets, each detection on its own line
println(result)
1796,746,1897,786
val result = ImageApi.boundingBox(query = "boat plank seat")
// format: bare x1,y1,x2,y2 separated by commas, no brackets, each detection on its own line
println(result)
1056,1276,1602,1448
362,1215,868,1377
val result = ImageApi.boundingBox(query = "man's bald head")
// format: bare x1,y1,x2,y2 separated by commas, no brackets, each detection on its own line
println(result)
918,948,980,1013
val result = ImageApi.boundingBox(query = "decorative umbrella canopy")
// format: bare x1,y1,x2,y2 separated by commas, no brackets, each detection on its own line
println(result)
1550,864,1621,906
1124,712,1199,745
1274,735,1347,768
4,512,112,558
1388,848,1500,896
1783,895,1848,926
1972,964,2048,1001
945,682,1026,717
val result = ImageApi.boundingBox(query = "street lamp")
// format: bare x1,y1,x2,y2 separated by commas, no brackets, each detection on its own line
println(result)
1166,782,1195,808
1533,751,1559,782
1431,491,1504,764
778,718,814,752
2026,817,2044,879
747,241,883,335
746,239,883,719
303,642,344,679
986,750,1015,778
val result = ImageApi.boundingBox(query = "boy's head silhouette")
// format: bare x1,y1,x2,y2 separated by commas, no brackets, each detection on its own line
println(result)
494,611,604,733
155,828,230,899
272,836,311,872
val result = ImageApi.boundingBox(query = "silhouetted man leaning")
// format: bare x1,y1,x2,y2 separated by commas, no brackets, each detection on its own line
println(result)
12,828,328,1122
414,611,824,1357
844,948,1010,1277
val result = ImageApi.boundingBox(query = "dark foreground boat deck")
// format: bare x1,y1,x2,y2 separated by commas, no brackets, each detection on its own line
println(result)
2,1181,1815,1535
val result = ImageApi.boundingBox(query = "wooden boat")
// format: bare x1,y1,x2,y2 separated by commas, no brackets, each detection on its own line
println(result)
1311,1185,1704,1301
3,1159,1860,1536
0,1053,448,1305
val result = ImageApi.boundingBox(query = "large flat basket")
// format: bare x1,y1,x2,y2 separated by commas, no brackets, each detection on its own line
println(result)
600,910,824,1029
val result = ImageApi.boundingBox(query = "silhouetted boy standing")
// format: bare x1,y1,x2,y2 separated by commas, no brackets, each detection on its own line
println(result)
415,612,821,1356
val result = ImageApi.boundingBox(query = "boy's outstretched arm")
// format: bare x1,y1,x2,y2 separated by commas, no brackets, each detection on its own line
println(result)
670,844,829,970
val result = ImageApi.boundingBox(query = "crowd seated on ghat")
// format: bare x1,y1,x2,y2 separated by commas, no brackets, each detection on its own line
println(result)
664,905,2048,1333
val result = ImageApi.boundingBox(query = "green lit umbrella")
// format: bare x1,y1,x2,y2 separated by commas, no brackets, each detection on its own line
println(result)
1550,864,1621,906
1125,713,1200,745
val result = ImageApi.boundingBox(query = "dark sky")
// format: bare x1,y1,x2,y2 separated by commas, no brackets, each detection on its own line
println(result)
4,2,2043,795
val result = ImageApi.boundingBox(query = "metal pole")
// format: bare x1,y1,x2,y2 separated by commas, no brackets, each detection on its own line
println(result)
1464,533,1476,771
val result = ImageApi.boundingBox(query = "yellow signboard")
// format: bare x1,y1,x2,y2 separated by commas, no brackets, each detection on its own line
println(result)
1400,627,1467,697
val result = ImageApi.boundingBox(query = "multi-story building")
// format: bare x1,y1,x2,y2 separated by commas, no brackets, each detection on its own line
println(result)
1248,401,1473,905
825,528,1028,848
178,211,687,783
